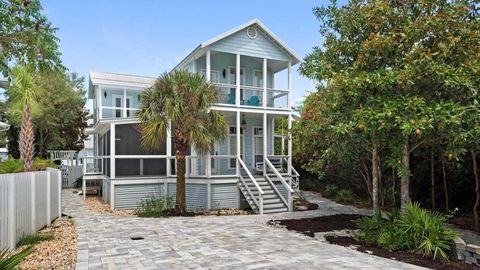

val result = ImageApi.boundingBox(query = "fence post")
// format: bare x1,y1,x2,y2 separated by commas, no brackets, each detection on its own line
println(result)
31,173,36,233
47,171,51,226
8,174,15,250
57,169,61,218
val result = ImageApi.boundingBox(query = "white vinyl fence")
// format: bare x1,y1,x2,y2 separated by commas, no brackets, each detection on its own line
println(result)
0,168,61,250
59,165,83,187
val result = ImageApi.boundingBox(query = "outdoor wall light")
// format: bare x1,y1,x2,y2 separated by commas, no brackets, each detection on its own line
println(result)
241,113,247,126
138,94,141,102
104,90,107,98
222,69,226,78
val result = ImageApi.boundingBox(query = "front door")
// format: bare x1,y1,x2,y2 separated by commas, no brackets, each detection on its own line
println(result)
253,127,264,171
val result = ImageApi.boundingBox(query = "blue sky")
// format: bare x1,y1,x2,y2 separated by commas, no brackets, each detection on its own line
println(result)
42,1,326,107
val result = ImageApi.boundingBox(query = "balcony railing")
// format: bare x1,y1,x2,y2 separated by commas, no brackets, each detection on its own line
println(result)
100,107,140,119
213,83,289,109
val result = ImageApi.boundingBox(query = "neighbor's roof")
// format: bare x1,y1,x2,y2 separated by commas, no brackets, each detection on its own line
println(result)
173,19,301,71
88,71,156,98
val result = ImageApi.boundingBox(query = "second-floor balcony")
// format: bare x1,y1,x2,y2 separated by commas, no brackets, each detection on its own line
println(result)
214,83,288,109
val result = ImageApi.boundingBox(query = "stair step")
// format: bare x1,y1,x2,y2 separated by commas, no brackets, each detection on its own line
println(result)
263,207,288,214
263,198,282,204
263,203,286,209
239,188,275,196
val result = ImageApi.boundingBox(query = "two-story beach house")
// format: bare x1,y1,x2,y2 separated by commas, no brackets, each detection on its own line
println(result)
83,19,300,214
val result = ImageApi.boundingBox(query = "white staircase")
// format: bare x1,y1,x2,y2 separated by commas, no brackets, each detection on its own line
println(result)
239,177,288,214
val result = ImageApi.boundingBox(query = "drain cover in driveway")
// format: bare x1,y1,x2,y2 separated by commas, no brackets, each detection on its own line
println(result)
130,236,144,240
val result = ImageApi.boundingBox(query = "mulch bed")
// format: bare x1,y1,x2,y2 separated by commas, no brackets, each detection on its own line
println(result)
326,235,477,270
267,214,366,237
269,213,476,270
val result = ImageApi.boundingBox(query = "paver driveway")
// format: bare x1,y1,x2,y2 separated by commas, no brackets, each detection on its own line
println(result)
63,190,425,270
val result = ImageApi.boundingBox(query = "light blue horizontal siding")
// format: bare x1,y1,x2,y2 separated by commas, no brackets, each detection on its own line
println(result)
167,183,208,211
211,183,238,209
210,26,290,61
114,183,165,209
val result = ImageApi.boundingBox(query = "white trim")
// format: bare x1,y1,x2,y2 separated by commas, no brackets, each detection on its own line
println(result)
252,126,264,169
110,123,116,179
111,177,238,185
206,49,211,82
228,66,246,86
172,19,301,71
228,125,245,169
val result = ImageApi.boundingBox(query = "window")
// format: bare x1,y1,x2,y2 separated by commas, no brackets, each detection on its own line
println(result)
253,70,263,88
253,127,264,165
200,69,219,83
229,126,244,169
114,96,122,118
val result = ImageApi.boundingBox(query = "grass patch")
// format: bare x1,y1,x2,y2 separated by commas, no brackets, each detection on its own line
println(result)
16,233,54,248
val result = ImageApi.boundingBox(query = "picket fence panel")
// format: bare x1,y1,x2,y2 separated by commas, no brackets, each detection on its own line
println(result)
0,168,61,250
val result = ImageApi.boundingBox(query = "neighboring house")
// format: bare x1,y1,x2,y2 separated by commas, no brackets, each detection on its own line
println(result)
84,19,300,214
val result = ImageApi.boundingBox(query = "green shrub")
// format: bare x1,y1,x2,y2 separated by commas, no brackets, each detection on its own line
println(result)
16,233,54,248
0,157,24,174
356,202,457,261
335,189,354,203
32,158,55,171
136,196,175,217
0,246,33,269
322,184,338,198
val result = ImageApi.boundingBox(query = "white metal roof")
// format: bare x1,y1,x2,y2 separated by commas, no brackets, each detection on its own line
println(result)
173,19,301,71
88,71,156,98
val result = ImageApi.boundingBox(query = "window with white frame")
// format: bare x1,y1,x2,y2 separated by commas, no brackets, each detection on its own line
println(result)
200,69,220,83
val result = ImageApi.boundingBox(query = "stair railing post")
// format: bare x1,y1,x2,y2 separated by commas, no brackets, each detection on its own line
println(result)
288,191,293,212
259,193,263,214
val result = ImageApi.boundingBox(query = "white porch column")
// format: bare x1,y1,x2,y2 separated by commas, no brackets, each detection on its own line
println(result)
206,49,211,178
110,123,116,179
263,113,267,176
287,59,292,110
206,49,211,80
236,111,241,176
236,54,240,106
123,87,127,117
287,114,292,175
166,120,172,177
263,58,267,108
271,117,275,155
98,86,103,119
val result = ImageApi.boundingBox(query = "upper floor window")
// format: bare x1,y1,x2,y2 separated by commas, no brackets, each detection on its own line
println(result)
200,69,220,83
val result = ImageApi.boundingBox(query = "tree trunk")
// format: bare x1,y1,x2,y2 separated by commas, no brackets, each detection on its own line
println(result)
442,159,449,212
471,149,479,229
175,142,187,213
400,138,410,210
392,168,396,207
372,143,380,215
19,106,35,171
431,151,435,209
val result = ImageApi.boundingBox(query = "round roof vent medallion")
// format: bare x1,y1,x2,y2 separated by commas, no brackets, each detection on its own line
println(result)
247,27,257,39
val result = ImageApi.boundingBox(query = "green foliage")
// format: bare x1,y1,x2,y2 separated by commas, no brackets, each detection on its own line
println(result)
0,246,33,269
322,184,338,198
0,157,54,174
296,191,309,205
0,157,24,174
16,233,54,248
0,0,63,77
136,196,175,218
335,189,354,203
356,202,457,260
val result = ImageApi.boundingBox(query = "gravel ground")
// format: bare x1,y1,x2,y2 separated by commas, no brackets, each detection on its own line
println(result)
84,196,136,217
18,217,77,270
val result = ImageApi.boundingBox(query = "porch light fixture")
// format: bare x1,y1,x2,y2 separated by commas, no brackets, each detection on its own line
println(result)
241,114,247,126
138,94,141,102
104,90,107,98
222,69,226,78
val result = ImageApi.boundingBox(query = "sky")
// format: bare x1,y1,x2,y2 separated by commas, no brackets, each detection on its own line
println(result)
41,1,327,108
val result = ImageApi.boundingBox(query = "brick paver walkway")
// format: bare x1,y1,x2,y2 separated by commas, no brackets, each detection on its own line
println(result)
62,189,425,270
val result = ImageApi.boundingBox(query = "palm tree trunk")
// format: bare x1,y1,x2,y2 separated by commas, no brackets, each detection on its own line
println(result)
175,142,187,213
431,151,435,209
442,159,449,211
19,106,35,171
471,149,479,229
400,138,410,210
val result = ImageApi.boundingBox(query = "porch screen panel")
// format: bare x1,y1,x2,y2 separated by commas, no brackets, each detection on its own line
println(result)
115,124,165,155
143,159,166,176
116,159,140,177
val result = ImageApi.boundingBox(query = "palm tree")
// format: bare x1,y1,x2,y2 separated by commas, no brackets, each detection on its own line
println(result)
137,70,228,213
8,66,40,171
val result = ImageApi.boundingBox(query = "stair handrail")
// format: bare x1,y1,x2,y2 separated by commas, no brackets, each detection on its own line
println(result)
265,158,293,211
238,157,264,214
264,174,289,208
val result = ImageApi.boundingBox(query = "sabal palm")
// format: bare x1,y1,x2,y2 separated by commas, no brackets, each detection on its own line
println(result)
137,70,228,213
8,66,40,171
